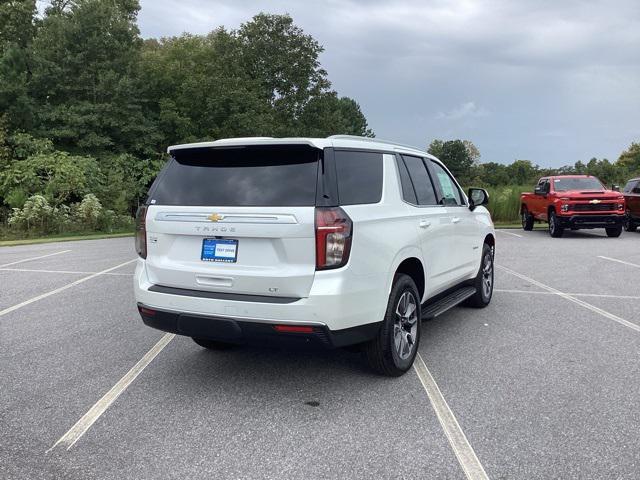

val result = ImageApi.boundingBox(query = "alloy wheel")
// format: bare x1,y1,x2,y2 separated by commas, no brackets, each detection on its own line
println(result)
394,291,418,360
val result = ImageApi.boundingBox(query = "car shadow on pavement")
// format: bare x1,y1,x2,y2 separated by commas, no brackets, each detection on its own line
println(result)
524,229,610,238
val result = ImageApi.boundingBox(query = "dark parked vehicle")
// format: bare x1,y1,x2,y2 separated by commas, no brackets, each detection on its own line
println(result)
623,178,640,232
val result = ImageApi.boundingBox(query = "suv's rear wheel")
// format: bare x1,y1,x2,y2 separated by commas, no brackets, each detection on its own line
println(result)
365,274,421,376
549,211,564,237
192,337,238,350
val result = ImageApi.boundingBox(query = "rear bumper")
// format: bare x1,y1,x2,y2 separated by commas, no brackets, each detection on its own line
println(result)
133,259,388,345
137,304,380,349
557,214,624,229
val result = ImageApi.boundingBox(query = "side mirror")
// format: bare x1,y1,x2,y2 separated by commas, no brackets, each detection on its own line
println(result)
534,186,544,195
611,184,620,192
468,188,489,211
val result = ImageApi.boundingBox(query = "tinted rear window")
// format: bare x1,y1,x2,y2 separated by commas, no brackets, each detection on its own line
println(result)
335,150,383,205
150,146,319,206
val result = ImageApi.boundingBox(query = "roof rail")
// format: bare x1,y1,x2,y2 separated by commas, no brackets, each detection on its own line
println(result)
327,135,425,153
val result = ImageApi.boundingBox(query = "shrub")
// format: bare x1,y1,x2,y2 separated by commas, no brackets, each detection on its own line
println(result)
8,194,53,231
75,194,103,229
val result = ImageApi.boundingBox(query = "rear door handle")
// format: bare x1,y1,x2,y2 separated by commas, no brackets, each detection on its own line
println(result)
419,219,431,228
451,217,461,224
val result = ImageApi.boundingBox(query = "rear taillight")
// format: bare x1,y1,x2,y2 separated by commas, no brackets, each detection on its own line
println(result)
315,207,352,270
135,205,147,259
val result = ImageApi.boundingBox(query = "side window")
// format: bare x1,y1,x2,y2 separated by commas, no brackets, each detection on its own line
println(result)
401,155,438,205
633,181,640,194
395,156,417,204
623,181,635,193
334,150,383,205
430,161,464,206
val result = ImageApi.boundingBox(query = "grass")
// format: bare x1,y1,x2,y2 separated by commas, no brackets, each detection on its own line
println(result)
483,185,528,223
0,230,134,247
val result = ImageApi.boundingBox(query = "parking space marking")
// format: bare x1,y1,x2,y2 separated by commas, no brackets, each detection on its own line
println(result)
0,267,133,276
496,230,522,238
0,250,71,268
47,333,175,452
495,288,640,300
598,256,640,269
0,259,136,318
414,354,489,480
497,265,640,333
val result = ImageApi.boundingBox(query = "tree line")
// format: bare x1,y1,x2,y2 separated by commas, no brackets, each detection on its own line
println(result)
428,139,640,189
1,1,638,236
0,0,372,237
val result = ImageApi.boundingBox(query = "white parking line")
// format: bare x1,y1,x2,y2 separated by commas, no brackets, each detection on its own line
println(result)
497,265,640,333
496,230,522,238
598,256,640,269
0,259,136,318
0,267,133,276
414,354,489,480
495,288,640,300
0,250,71,268
47,333,175,452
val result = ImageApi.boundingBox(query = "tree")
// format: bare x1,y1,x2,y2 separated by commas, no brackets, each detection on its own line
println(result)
427,139,476,183
30,0,158,157
237,13,330,131
505,160,538,185
0,0,37,51
0,149,100,207
0,0,37,131
297,94,373,137
617,142,640,175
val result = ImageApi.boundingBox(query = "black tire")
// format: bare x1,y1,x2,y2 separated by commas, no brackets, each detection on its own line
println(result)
464,243,494,308
606,226,623,238
365,274,421,377
548,211,564,238
192,337,238,350
624,216,637,232
521,207,534,231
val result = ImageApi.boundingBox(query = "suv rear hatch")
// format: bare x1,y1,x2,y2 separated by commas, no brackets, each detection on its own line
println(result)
143,144,322,299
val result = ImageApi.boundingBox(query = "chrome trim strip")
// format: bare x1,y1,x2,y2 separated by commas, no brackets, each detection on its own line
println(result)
153,212,298,224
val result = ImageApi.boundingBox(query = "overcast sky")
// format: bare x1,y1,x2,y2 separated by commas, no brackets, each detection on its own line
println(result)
137,0,640,166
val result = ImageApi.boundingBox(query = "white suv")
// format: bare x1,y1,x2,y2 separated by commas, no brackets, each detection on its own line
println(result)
134,136,495,376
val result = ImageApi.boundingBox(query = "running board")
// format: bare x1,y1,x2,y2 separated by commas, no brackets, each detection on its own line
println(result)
421,286,477,319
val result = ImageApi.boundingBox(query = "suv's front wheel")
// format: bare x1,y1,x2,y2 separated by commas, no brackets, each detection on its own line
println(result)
464,243,494,308
365,274,421,376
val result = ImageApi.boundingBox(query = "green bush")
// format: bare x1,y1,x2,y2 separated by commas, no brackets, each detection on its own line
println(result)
75,194,103,229
8,194,53,232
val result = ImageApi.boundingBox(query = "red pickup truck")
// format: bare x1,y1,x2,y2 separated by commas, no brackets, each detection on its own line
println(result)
622,177,640,232
520,175,625,237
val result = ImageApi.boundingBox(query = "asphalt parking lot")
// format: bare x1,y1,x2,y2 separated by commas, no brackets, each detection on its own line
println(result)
2,229,640,480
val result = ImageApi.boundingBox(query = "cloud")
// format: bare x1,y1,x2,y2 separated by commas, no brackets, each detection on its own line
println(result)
437,102,489,121
137,0,640,165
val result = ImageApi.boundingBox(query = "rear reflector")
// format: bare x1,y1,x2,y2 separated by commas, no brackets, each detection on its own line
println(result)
273,325,316,333
138,306,156,316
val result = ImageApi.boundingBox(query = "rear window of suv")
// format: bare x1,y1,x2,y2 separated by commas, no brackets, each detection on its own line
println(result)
334,150,383,205
150,146,319,206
